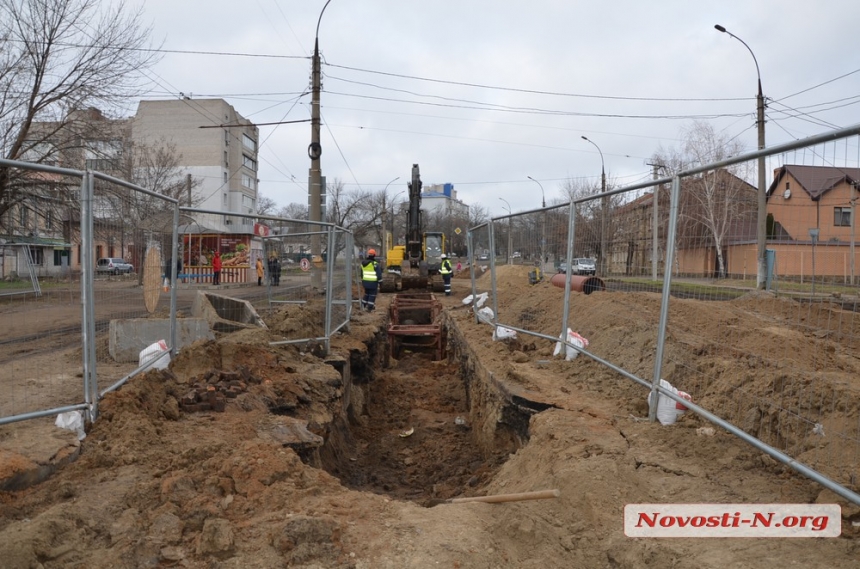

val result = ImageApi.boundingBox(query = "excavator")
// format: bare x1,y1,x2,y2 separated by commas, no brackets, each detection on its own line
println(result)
380,164,446,292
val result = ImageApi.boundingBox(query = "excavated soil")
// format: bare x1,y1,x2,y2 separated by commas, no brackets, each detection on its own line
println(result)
1,267,860,568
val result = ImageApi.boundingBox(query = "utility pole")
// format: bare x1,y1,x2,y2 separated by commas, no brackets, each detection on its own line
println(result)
715,24,767,289
186,173,192,206
309,0,332,290
647,162,661,280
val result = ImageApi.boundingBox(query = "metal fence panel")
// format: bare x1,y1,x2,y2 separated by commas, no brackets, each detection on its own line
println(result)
472,126,860,505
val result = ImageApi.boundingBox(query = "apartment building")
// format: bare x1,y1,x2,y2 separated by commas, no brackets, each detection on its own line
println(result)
133,98,260,232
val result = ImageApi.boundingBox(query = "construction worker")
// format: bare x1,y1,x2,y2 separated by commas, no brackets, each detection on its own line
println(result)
439,253,453,296
361,249,383,311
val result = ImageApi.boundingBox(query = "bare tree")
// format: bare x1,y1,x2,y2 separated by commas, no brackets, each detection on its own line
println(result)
277,202,309,221
0,0,157,222
561,176,621,261
256,193,277,216
651,121,753,277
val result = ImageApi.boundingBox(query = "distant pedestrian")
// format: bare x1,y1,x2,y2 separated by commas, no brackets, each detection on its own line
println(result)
256,257,264,286
212,251,222,285
268,254,277,286
439,254,453,296
361,249,383,311
456,261,462,273
273,256,281,286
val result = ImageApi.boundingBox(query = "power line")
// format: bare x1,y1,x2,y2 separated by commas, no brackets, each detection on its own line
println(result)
325,63,749,103
324,90,749,120
3,38,308,60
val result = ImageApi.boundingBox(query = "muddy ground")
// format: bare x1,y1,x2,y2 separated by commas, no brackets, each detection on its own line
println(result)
1,266,860,568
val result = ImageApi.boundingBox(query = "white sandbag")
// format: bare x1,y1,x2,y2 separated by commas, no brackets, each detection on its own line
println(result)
493,326,517,341
553,328,589,361
648,379,693,426
139,339,170,372
476,306,495,324
475,292,489,308
462,294,474,305
55,410,86,440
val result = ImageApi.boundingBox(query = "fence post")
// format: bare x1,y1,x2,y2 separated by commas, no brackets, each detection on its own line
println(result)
169,202,179,356
81,171,99,422
560,202,577,339
649,175,681,422
489,220,499,327
324,226,335,355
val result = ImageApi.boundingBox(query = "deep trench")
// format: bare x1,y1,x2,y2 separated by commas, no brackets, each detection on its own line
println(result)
317,317,535,507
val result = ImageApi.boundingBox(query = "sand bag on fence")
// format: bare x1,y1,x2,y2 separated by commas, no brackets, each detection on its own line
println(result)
553,328,589,361
139,339,170,372
648,378,692,425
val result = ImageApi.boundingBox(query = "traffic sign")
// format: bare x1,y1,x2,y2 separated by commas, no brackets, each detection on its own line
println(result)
300,258,311,271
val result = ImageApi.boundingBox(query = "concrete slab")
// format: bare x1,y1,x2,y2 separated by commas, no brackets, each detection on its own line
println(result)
109,317,215,363
191,291,268,333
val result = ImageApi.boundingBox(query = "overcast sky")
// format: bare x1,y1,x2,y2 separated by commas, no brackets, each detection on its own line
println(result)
125,0,860,216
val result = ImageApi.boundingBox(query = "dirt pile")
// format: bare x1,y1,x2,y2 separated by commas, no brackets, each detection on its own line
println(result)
1,271,859,568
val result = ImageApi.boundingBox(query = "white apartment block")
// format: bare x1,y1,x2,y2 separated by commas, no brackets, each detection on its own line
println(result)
421,183,469,218
133,99,259,233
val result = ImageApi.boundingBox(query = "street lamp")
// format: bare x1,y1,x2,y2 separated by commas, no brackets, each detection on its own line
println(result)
715,24,767,289
527,176,546,271
380,176,400,254
499,197,512,265
527,176,546,208
309,0,333,288
582,136,608,275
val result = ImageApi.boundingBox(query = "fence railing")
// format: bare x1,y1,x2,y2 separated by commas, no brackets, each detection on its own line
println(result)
469,124,860,505
0,161,353,431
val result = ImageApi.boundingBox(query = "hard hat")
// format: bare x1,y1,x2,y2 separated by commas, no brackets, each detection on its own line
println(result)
441,254,448,259
367,248,377,256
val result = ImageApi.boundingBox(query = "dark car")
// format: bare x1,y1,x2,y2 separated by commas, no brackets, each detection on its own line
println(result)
96,257,134,275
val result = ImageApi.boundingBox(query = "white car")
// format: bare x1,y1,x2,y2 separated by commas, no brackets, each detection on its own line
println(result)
558,258,596,275
96,257,134,275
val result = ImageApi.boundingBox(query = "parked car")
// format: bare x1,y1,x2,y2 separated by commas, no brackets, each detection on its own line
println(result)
558,258,596,275
96,257,134,275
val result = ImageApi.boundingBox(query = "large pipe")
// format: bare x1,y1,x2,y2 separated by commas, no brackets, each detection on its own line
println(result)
550,273,605,295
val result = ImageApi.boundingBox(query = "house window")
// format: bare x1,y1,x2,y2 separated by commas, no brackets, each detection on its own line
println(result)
224,151,228,167
28,247,44,266
53,249,69,266
242,134,256,152
242,155,257,171
223,172,228,183
225,130,229,146
20,205,29,227
84,140,122,170
834,207,852,227
241,174,255,190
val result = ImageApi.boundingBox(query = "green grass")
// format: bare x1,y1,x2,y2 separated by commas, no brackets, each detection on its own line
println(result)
611,275,858,297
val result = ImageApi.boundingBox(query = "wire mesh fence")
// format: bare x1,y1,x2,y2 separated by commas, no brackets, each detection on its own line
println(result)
470,126,860,504
1,161,353,429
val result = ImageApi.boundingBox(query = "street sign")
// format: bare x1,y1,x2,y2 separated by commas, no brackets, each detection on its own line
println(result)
454,227,462,235
300,258,311,271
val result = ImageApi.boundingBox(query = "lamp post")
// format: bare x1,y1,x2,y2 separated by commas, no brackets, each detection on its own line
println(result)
527,176,546,271
499,197,512,265
582,136,607,275
309,0,333,289
715,24,767,290
380,176,400,254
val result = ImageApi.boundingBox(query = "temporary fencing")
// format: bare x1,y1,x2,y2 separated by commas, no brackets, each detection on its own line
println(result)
0,160,353,431
469,124,860,505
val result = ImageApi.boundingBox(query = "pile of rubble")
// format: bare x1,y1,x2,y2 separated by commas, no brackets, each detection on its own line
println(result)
180,366,259,412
